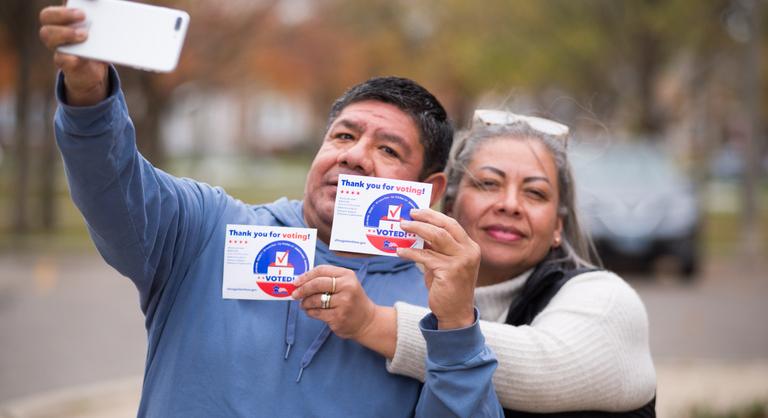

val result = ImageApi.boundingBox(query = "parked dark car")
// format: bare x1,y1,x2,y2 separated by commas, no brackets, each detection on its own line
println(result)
570,142,702,279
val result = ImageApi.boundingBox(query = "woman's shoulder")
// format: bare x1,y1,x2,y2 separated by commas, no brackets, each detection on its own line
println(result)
563,268,640,295
548,268,648,319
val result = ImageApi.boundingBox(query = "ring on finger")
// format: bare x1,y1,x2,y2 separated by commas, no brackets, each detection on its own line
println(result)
320,292,332,309
331,276,337,294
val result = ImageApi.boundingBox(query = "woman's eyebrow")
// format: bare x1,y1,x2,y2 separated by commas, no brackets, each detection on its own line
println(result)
478,166,551,184
523,176,551,184
478,166,505,177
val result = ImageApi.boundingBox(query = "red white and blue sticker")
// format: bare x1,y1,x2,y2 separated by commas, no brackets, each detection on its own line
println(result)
329,174,432,257
363,193,419,253
222,225,316,300
253,240,310,298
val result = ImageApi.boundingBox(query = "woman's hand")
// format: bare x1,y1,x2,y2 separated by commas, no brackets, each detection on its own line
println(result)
397,208,481,330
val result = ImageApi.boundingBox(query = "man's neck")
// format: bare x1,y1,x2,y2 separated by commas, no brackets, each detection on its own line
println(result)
304,209,330,247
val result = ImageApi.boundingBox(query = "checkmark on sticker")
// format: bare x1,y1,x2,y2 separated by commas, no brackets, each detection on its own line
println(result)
275,250,289,266
388,204,403,220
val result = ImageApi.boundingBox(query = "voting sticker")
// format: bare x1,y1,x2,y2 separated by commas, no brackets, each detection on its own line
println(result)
329,174,432,257
223,225,316,300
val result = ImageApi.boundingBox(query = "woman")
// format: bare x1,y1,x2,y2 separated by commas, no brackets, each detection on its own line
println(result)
294,110,656,415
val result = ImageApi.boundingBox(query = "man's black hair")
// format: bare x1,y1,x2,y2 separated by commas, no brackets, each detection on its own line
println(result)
326,76,453,178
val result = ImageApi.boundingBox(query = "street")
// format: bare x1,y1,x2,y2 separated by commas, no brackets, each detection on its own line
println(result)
632,259,768,361
0,249,767,416
0,251,146,403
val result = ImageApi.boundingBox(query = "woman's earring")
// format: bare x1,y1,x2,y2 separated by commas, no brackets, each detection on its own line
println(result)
553,236,561,247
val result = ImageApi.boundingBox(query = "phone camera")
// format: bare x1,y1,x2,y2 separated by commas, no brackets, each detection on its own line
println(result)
175,16,182,31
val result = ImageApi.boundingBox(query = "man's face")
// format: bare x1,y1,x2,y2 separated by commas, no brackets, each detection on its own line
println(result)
303,100,443,244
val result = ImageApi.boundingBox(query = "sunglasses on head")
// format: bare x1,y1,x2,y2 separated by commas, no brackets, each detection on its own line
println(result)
472,110,570,141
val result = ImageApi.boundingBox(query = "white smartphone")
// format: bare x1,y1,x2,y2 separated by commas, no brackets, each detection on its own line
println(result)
58,0,190,73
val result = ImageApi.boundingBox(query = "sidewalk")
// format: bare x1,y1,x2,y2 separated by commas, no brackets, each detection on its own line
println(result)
0,377,140,418
655,359,768,417
1,360,766,418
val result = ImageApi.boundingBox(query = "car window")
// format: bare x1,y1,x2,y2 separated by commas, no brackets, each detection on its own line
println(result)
570,144,685,193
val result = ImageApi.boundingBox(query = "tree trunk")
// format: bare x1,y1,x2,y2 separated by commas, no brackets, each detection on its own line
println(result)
40,80,57,231
11,0,33,234
635,29,664,136
129,71,167,167
741,0,762,261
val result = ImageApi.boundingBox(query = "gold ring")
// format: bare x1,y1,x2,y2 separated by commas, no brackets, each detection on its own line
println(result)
320,292,331,309
331,276,337,294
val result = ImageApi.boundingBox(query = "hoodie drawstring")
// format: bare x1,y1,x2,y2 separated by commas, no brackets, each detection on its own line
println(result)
294,261,370,382
296,326,331,382
284,300,298,359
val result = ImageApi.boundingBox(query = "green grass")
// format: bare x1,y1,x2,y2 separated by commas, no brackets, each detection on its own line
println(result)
704,211,768,258
690,400,767,418
702,181,768,259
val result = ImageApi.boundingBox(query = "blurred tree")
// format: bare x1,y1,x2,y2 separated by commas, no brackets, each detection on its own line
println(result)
319,0,737,135
0,0,57,234
117,0,279,165
1,0,33,233
735,0,763,260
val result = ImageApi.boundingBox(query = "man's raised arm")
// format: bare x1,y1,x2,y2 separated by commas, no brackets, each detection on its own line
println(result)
39,5,224,313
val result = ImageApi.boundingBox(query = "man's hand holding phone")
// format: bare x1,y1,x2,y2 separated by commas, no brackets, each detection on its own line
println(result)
40,1,189,107
39,6,108,107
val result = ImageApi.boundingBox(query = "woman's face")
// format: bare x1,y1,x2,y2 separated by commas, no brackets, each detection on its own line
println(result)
449,137,563,285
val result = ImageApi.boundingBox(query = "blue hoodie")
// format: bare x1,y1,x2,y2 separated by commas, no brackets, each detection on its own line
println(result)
54,68,500,417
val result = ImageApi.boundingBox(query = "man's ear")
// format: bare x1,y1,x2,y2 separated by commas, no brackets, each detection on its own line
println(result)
423,172,447,208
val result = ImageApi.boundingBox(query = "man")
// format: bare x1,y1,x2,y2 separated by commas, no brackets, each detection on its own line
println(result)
40,5,500,417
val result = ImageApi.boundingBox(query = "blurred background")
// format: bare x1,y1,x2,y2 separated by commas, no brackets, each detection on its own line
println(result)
0,0,766,417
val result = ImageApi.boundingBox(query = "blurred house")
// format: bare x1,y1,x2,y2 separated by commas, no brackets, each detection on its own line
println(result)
162,84,315,157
